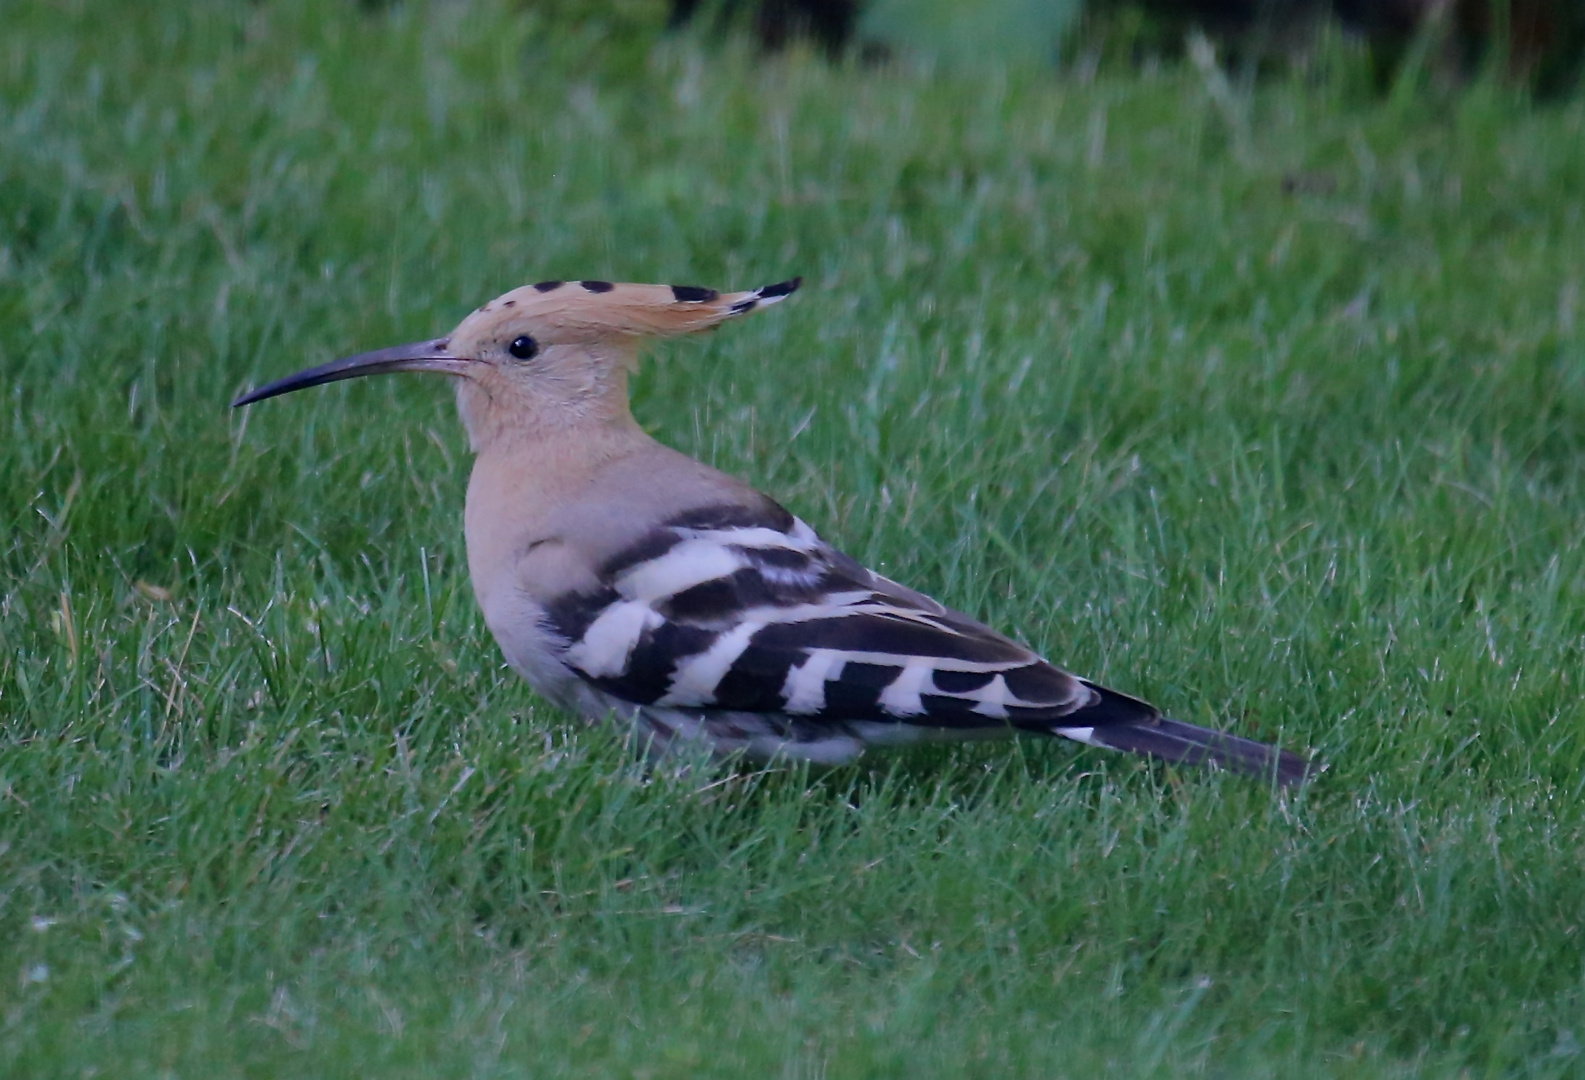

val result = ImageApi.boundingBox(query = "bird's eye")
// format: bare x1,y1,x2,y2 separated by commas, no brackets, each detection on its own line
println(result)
508,335,539,361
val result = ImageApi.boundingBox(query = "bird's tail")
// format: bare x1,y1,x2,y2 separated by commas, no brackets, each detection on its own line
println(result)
1082,715,1312,786
1045,683,1313,787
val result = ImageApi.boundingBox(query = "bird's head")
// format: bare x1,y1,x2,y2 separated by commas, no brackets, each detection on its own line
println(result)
232,277,800,449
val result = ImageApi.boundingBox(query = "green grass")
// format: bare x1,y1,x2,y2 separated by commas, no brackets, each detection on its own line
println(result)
4,2,1585,1075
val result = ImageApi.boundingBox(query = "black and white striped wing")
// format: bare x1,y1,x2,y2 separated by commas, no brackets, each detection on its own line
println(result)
542,502,1127,733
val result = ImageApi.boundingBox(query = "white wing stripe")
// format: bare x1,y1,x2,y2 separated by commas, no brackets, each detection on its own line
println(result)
878,661,931,717
566,600,661,678
969,673,1012,719
658,621,763,706
782,649,843,714
750,562,825,588
618,539,744,602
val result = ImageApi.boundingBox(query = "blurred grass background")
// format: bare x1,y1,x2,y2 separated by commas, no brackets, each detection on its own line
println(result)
2,0,1584,1075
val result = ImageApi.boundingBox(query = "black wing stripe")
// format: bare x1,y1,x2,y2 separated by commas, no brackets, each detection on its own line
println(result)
543,586,619,642
932,669,998,694
597,529,689,581
1001,663,1084,705
750,615,1028,663
583,619,716,704
594,501,803,581
917,693,1041,727
660,567,832,623
711,651,802,712
820,661,894,719
666,501,796,534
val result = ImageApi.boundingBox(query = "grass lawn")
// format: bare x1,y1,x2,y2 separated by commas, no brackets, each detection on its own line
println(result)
4,2,1585,1075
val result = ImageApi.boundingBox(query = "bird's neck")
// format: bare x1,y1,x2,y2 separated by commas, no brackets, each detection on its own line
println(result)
459,375,659,516
460,387,664,618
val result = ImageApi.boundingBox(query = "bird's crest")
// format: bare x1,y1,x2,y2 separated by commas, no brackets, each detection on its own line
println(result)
463,277,802,343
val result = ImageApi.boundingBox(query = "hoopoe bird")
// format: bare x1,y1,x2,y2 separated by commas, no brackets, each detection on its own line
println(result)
235,277,1310,785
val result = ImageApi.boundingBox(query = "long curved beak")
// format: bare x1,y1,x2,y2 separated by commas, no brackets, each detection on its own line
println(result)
231,339,470,407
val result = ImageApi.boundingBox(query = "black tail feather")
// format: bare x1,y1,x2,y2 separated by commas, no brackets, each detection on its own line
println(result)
1083,715,1312,787
1030,682,1313,786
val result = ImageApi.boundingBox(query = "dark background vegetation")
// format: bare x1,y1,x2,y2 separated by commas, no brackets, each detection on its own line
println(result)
672,0,1585,93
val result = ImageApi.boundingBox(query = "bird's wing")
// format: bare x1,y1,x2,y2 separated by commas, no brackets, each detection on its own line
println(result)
541,501,1138,731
